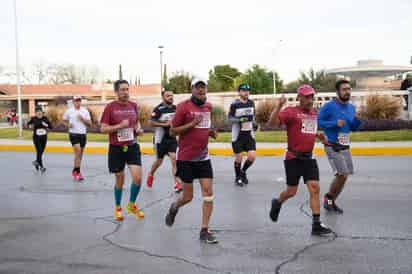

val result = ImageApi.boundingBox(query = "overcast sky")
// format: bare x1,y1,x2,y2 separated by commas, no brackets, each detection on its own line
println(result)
1,0,411,84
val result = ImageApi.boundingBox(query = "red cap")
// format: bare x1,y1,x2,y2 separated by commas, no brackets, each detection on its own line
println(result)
297,85,315,96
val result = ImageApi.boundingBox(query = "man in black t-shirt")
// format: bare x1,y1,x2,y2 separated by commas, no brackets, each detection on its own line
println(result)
146,91,181,192
228,84,257,186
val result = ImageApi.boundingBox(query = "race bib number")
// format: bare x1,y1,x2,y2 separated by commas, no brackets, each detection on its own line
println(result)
241,121,253,131
338,133,350,146
36,129,47,136
194,112,211,129
301,118,317,134
117,128,134,142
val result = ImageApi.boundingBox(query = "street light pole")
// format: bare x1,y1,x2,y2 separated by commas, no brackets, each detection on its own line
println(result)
273,39,283,96
13,0,23,137
158,45,164,94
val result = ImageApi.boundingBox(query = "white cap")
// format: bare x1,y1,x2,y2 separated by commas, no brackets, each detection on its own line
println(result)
191,77,208,87
73,96,82,101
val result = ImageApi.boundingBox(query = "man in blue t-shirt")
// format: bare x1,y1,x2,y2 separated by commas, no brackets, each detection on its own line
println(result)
318,79,362,214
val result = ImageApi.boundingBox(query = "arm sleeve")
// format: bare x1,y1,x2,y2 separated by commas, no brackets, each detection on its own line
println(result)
318,104,337,129
46,118,53,129
63,110,69,121
27,117,33,125
150,107,162,121
350,117,362,131
84,109,91,121
171,104,185,127
228,103,240,123
100,106,111,125
278,108,291,125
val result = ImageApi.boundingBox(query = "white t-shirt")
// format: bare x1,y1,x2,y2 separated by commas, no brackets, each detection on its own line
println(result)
63,107,91,134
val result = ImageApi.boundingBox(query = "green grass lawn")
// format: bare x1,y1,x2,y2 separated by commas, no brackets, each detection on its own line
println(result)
1,128,412,143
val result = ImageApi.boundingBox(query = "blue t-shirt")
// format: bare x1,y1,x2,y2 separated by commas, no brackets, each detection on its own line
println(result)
318,99,362,145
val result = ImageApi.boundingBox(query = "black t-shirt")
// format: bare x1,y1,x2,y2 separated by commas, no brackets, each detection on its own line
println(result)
151,103,177,144
27,116,52,137
228,99,256,141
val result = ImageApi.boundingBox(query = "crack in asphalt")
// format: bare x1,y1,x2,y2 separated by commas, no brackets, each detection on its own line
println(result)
274,200,338,274
96,192,230,274
274,200,412,274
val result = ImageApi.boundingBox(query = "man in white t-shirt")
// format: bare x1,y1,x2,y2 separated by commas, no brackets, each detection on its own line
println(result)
63,96,92,181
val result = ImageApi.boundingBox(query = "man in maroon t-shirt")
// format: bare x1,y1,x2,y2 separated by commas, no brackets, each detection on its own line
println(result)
165,78,219,244
267,85,332,236
100,80,145,222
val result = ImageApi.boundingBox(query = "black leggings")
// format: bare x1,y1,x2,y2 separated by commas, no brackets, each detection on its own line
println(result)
33,136,47,167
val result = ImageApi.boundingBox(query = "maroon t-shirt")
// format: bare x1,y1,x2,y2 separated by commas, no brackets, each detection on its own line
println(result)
278,106,318,160
172,99,212,161
100,101,139,146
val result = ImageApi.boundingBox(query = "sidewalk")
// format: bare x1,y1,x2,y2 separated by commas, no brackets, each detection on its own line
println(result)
1,139,412,155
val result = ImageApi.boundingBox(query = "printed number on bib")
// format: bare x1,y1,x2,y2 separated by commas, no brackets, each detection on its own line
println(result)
241,121,253,131
36,129,47,136
117,128,134,142
338,133,350,146
301,119,317,134
194,112,211,129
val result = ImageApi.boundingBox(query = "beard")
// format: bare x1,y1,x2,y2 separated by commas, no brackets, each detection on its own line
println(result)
338,92,350,102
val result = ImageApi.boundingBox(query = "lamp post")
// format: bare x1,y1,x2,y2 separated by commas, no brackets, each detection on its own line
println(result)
158,45,164,94
13,0,23,137
273,39,283,96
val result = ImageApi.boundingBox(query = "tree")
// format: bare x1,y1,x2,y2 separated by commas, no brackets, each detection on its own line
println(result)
164,71,192,93
295,68,337,92
233,65,280,94
208,65,241,92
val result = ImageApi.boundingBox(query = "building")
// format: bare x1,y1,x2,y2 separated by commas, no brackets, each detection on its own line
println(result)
326,59,412,90
0,83,161,119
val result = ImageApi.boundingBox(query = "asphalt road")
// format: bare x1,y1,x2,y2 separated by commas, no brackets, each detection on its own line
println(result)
0,152,411,274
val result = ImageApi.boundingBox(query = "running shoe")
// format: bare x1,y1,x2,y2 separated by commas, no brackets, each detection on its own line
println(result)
114,207,124,221
312,223,333,236
75,172,84,182
127,202,145,219
269,198,282,222
32,161,39,171
235,176,244,187
174,180,183,193
323,195,343,214
39,167,46,174
199,229,219,244
146,175,154,188
240,171,249,184
165,202,178,227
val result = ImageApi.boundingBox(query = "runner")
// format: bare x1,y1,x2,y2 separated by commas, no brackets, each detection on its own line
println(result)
318,79,362,214
100,80,145,221
63,96,91,181
146,90,181,193
228,83,256,186
27,106,52,173
165,78,219,244
268,85,332,236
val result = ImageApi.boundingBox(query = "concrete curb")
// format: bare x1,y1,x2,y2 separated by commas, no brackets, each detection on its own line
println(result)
1,144,412,156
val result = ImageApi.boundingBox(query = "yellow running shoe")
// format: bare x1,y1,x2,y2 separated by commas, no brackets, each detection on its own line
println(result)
127,202,144,219
114,207,124,221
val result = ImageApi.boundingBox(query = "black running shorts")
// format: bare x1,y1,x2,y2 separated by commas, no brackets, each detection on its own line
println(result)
232,133,256,154
284,158,319,186
176,160,213,183
69,133,87,148
108,143,141,173
155,141,177,159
